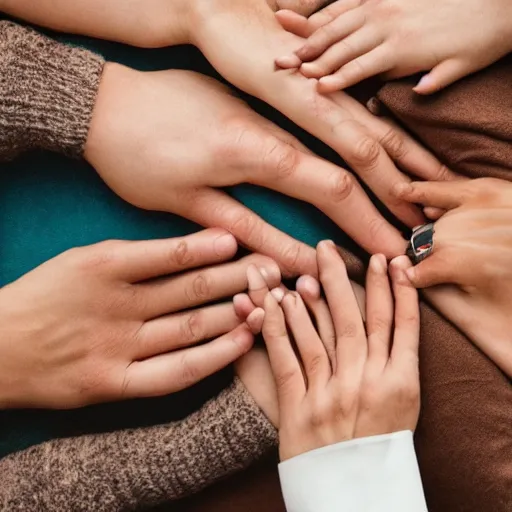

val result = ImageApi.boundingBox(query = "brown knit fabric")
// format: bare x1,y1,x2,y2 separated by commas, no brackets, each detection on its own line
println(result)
0,378,278,511
0,21,104,160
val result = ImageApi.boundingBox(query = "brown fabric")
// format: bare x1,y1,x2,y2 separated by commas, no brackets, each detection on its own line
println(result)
0,21,104,161
0,378,278,511
374,58,512,512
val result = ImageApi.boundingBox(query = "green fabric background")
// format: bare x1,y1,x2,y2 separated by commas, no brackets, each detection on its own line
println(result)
0,28,393,458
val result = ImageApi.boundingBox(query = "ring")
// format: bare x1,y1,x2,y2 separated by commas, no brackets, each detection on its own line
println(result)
406,223,435,265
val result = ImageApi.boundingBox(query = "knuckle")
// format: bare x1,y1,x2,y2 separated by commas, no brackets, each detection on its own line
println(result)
339,322,358,338
308,404,332,428
186,273,212,302
264,143,299,179
177,353,201,389
433,164,451,182
351,136,381,171
180,310,204,344
77,245,116,272
280,243,306,276
306,354,324,375
171,240,193,268
330,171,355,202
227,214,265,249
275,368,299,392
379,128,407,161
367,216,388,242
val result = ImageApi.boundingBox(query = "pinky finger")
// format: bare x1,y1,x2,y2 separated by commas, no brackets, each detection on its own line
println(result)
318,46,393,92
413,59,471,95
123,323,255,398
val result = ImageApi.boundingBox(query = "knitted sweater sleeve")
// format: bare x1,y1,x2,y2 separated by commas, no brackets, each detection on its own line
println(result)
0,378,278,511
0,20,104,161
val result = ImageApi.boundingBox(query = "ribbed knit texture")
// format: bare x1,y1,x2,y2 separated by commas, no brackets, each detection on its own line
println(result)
0,21,104,160
0,378,278,511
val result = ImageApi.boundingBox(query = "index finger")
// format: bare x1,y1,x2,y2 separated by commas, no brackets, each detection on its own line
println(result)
389,256,420,367
395,181,469,210
112,229,238,282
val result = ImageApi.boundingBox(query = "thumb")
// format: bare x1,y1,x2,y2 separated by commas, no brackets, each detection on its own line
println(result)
405,253,458,289
413,59,470,95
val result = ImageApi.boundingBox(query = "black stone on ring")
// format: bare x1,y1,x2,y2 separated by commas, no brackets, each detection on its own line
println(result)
406,223,435,265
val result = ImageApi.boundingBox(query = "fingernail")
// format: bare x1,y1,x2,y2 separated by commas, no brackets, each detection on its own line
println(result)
214,233,236,255
247,265,267,290
371,254,387,274
296,275,320,297
271,288,285,303
275,54,302,68
414,74,432,93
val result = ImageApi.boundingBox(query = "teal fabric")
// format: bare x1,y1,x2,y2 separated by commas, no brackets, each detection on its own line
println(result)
0,27,379,458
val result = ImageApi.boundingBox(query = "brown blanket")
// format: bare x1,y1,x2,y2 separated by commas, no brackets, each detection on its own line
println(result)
169,57,512,512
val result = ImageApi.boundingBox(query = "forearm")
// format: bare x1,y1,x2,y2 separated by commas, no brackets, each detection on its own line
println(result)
0,0,190,48
0,378,277,511
0,21,104,161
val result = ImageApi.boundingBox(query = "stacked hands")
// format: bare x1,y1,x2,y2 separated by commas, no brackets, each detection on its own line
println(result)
1,0,511,472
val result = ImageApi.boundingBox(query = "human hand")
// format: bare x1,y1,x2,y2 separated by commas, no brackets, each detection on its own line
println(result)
248,242,420,460
275,0,512,94
85,66,414,275
397,178,512,377
188,0,455,250
0,229,281,409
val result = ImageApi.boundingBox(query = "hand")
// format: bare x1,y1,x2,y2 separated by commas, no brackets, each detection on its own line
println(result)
188,0,456,253
0,229,281,409
258,243,420,461
86,66,414,276
275,0,512,94
397,178,512,377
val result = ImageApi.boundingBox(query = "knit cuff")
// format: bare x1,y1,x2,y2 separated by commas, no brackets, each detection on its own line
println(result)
165,377,279,497
0,21,105,160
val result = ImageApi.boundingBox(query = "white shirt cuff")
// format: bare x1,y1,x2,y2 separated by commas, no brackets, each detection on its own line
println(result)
278,430,428,512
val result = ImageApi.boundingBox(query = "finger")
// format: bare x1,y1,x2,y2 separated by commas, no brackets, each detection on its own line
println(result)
296,275,337,371
123,323,255,398
184,188,317,277
330,93,459,183
388,256,420,368
395,181,468,210
135,302,241,360
414,59,471,95
310,118,426,229
296,7,366,62
281,291,331,387
251,148,407,258
404,250,463,289
307,0,363,32
365,254,393,368
247,264,272,308
275,0,331,17
317,241,367,374
424,207,446,220
300,28,381,78
318,45,394,91
112,229,237,282
233,293,257,320
246,307,265,334
262,292,306,405
275,10,312,39
139,253,281,319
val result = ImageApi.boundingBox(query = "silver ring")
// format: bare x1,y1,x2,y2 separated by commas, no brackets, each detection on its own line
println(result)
406,223,435,265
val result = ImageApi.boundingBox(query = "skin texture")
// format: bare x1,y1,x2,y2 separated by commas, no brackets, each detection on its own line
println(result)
275,0,512,94
0,229,282,409
4,0,452,263
398,178,512,378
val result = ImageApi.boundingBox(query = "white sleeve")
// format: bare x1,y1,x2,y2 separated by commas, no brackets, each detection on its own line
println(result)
278,430,427,512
